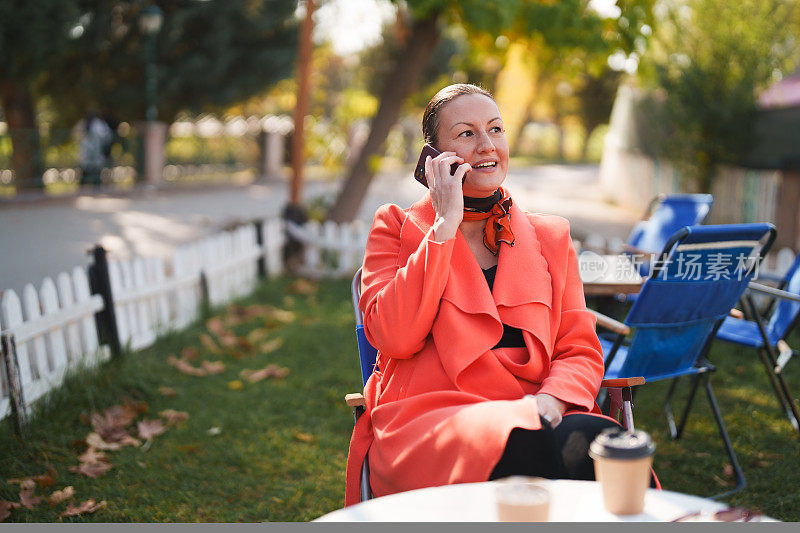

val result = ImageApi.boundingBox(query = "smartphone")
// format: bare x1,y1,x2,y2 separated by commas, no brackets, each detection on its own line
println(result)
413,143,465,188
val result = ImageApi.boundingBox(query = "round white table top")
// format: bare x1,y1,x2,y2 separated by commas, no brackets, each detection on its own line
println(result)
316,479,770,522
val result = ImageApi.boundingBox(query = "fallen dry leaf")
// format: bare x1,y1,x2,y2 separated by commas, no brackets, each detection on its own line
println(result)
227,380,244,391
181,347,199,360
259,338,283,355
712,474,732,487
47,486,75,505
137,419,166,441
19,482,43,510
78,448,107,465
158,386,178,398
262,307,296,325
723,464,734,478
177,444,200,454
240,364,290,382
246,328,271,345
287,278,317,295
201,360,226,375
123,398,148,415
217,332,238,349
69,461,112,479
159,409,189,427
294,432,315,443
60,499,106,518
227,349,245,359
167,355,207,377
33,467,58,489
235,337,255,354
85,432,122,451
8,467,57,490
206,317,228,337
199,333,224,355
1,501,21,522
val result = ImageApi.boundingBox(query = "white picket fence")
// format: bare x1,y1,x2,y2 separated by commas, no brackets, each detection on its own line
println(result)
0,219,286,421
0,267,107,420
285,219,369,279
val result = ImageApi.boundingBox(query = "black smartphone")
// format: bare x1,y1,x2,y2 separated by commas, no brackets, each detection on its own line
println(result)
413,143,464,188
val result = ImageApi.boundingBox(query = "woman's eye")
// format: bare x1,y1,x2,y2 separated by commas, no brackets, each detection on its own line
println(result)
457,130,473,137
490,126,504,133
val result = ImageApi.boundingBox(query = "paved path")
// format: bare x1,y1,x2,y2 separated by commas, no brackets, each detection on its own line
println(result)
0,165,640,296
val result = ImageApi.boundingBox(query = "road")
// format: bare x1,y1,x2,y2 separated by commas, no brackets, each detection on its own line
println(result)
0,164,639,296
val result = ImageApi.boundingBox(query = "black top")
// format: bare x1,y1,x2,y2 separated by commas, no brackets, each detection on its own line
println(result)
481,265,526,349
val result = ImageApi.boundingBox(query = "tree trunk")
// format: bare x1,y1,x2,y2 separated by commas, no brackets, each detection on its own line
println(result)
326,15,440,223
0,79,43,190
290,0,315,205
580,123,598,162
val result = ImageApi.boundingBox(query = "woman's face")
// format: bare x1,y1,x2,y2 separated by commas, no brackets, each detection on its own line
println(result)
435,93,509,197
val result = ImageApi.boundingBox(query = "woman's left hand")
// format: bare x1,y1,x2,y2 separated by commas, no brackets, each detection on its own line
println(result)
535,393,567,428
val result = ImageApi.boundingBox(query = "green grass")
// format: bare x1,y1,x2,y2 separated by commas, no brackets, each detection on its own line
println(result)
2,278,799,522
0,277,360,522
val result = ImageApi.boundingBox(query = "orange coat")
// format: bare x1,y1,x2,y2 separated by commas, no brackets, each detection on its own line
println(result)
345,193,604,506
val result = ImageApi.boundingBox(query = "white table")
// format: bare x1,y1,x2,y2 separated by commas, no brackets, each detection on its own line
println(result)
316,479,771,522
579,253,644,296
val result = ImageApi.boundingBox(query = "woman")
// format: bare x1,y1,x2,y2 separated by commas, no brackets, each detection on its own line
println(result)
345,84,628,506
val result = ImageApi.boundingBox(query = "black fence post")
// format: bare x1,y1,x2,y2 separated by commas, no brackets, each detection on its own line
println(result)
1,333,28,438
88,245,122,358
253,219,267,279
199,270,212,320
282,203,308,274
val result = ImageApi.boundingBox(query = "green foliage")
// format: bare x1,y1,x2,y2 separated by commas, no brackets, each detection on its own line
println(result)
641,0,800,191
39,0,299,128
0,0,80,81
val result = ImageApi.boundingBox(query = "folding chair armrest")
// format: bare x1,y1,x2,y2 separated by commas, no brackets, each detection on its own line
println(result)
601,377,645,388
345,393,366,408
747,282,800,303
590,309,631,336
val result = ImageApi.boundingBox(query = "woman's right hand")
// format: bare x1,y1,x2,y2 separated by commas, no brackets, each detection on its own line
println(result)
427,151,471,242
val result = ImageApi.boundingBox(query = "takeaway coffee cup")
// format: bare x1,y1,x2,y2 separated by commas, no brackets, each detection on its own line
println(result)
589,428,655,515
495,476,550,522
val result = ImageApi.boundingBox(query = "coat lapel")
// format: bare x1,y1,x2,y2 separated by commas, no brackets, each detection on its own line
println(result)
401,194,555,393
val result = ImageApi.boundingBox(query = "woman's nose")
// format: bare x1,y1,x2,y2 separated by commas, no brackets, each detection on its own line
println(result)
476,132,495,153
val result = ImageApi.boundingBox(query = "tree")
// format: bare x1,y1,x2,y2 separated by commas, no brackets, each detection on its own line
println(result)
641,0,800,192
42,0,299,127
326,0,527,222
0,0,79,189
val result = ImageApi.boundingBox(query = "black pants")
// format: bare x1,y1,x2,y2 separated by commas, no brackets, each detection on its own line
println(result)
489,413,634,482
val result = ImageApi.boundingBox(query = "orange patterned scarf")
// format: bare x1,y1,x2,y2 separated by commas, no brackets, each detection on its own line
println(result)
462,187,515,255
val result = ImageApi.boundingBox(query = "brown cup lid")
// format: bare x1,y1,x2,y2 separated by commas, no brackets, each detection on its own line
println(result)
589,428,655,460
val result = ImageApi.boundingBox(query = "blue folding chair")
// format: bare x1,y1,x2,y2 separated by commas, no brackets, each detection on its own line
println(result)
596,223,777,497
625,194,713,276
714,251,800,434
347,269,646,503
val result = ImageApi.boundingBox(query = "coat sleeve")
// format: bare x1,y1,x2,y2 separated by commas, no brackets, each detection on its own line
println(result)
359,204,455,359
535,217,605,412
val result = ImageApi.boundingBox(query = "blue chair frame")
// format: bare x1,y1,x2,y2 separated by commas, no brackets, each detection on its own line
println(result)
627,194,714,256
597,223,777,497
714,251,800,434
347,269,645,503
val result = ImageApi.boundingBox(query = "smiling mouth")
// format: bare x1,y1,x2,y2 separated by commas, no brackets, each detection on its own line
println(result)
474,162,497,169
